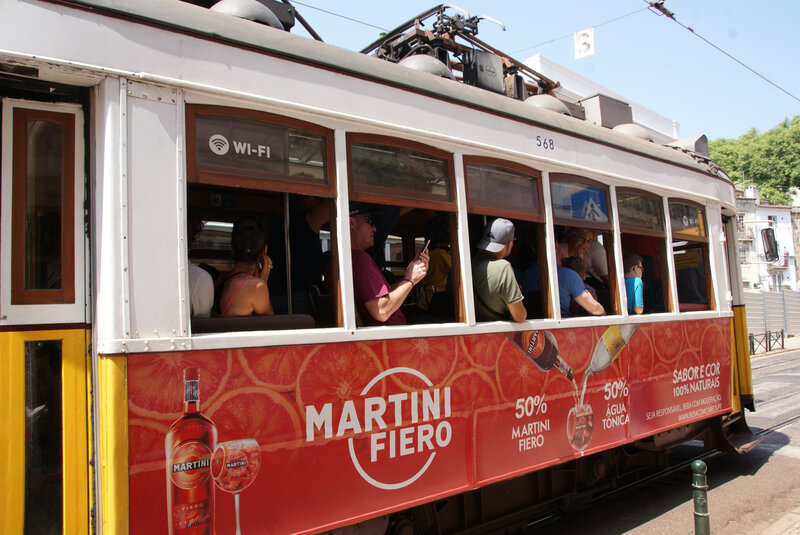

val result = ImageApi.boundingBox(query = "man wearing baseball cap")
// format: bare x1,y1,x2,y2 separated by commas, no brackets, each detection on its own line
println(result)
349,203,429,325
472,218,527,323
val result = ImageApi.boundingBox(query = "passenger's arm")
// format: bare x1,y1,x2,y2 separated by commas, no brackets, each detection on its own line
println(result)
364,281,415,322
575,291,605,316
364,251,429,323
253,251,274,315
507,300,528,323
306,199,331,234
251,279,275,316
633,305,643,314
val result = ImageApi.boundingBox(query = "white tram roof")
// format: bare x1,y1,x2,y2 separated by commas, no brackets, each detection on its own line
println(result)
19,0,729,185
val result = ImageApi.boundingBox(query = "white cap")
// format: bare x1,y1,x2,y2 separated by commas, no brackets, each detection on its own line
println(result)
477,218,515,253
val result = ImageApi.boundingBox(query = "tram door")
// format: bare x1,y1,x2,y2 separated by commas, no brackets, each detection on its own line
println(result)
0,98,91,534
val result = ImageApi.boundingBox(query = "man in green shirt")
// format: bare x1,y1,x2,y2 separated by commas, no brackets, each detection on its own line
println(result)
472,218,527,323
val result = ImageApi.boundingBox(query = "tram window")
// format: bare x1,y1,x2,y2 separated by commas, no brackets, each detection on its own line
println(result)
349,138,451,204
24,340,63,534
185,106,338,331
186,104,334,196
187,186,337,329
669,201,714,311
11,108,76,305
464,159,548,321
550,174,618,316
617,188,672,314
465,161,542,218
347,135,461,326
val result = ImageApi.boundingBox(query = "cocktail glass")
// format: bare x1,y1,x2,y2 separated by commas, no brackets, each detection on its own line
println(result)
566,404,594,451
211,439,261,535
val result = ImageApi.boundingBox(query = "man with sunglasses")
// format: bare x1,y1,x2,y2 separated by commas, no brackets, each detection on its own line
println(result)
623,252,644,315
350,203,429,325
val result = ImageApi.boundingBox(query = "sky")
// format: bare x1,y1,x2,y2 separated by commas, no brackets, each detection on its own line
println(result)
283,0,800,141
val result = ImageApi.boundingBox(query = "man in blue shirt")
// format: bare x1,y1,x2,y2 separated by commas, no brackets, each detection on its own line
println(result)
624,252,644,315
557,262,605,318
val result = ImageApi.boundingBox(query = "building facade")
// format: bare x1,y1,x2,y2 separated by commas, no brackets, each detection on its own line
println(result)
736,185,799,290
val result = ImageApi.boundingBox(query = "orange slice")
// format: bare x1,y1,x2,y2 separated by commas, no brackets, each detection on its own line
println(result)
653,321,685,365
128,418,169,472
461,333,504,371
237,345,319,393
381,336,458,391
206,386,302,448
701,323,727,363
128,350,232,421
624,324,655,380
445,368,499,416
494,339,547,404
553,328,596,374
295,342,385,420
683,319,705,351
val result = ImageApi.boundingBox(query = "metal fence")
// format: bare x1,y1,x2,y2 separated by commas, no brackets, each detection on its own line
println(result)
742,290,800,335
742,290,800,353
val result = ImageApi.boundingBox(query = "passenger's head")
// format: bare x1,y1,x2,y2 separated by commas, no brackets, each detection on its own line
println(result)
566,227,589,254
623,252,643,277
425,214,449,247
349,202,376,250
231,218,266,263
477,218,515,258
562,255,587,279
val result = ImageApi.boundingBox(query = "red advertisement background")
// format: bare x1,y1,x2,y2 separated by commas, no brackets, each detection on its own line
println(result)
127,319,731,534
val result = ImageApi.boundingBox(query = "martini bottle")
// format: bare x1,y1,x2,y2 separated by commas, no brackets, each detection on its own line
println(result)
505,330,575,380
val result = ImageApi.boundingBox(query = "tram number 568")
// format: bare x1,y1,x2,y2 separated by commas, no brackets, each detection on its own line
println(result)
536,136,555,150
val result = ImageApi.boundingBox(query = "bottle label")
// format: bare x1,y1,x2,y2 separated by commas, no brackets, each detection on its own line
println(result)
601,326,625,360
170,440,212,489
171,499,211,530
184,380,199,403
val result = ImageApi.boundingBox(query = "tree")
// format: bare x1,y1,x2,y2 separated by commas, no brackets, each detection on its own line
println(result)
709,116,800,205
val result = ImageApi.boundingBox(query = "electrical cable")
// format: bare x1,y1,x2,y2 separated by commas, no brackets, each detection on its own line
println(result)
288,0,389,32
645,0,800,103
510,7,650,55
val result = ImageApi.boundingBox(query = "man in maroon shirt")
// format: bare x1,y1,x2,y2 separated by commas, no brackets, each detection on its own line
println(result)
350,204,429,325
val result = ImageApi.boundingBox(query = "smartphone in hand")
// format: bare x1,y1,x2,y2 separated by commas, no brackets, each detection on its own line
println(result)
421,239,431,255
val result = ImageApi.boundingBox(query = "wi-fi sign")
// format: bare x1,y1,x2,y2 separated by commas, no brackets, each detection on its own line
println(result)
208,134,230,155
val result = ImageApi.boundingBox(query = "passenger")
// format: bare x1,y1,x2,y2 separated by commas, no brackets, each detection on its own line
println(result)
557,258,604,318
583,229,609,287
214,219,274,317
350,204,429,326
556,227,590,265
641,254,664,313
516,240,541,293
473,218,527,323
267,195,329,314
623,252,644,315
418,215,452,311
187,218,213,318
365,205,413,269
562,256,599,317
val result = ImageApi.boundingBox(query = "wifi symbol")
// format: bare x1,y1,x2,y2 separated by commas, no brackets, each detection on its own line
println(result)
208,134,230,155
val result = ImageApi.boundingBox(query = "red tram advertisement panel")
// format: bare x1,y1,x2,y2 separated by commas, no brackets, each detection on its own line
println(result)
127,318,731,534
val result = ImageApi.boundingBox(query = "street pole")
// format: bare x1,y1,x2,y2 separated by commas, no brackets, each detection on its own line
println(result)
692,460,710,535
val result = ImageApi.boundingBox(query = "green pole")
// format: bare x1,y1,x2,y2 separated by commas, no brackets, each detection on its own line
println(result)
692,460,710,535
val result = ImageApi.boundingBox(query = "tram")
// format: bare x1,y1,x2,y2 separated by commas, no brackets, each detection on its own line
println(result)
0,1,757,533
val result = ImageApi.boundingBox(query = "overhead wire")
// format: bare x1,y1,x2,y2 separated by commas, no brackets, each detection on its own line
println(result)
288,0,389,33
644,0,800,103
510,7,650,56
288,0,800,105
